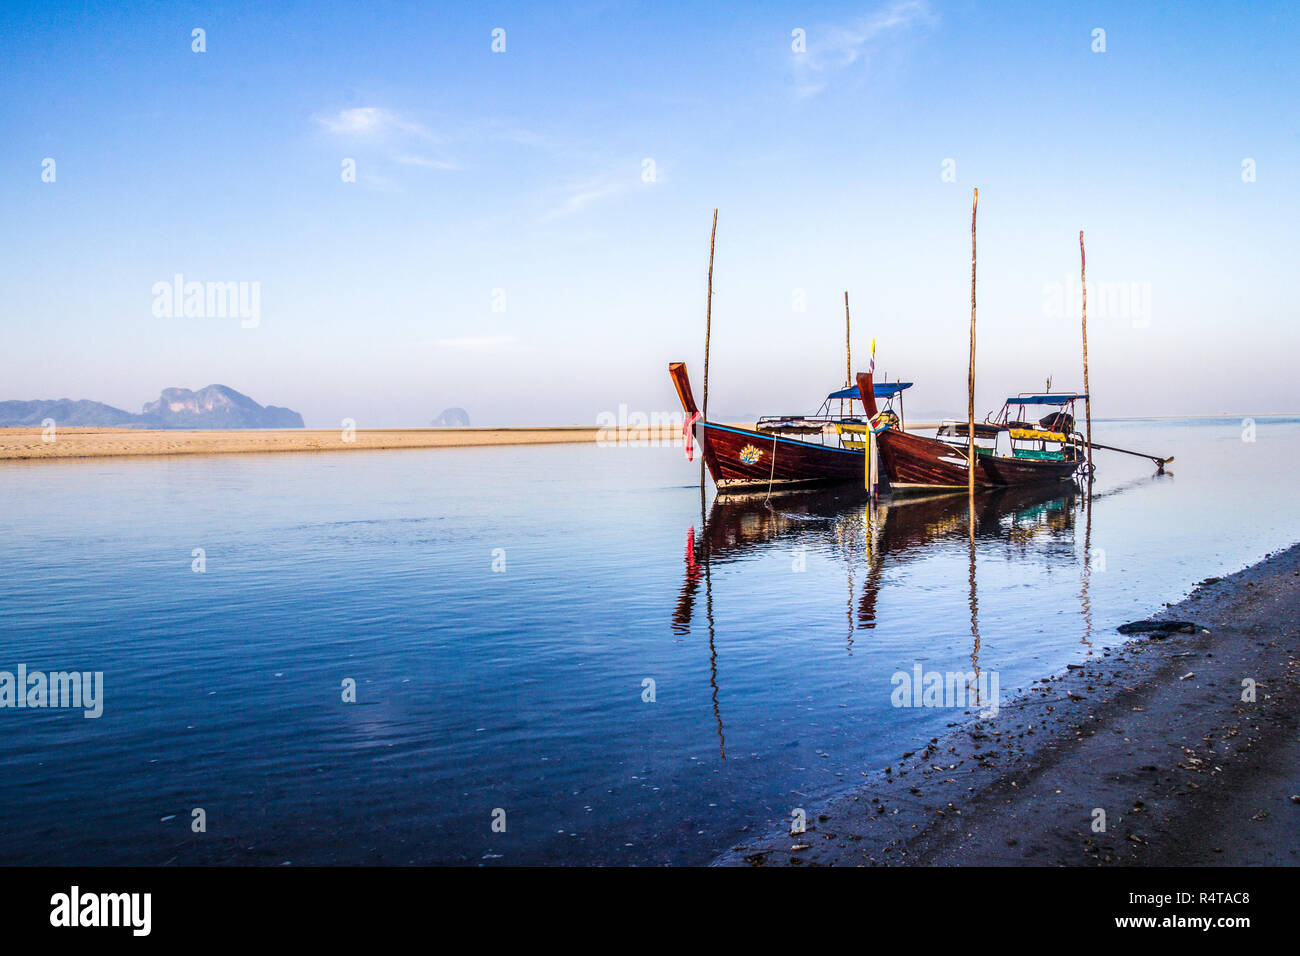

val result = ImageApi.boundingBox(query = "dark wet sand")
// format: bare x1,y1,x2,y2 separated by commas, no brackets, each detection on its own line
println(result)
718,542,1300,866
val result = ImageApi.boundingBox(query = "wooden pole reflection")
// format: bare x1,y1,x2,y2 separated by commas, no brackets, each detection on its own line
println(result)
1079,486,1094,654
700,503,726,761
968,494,981,706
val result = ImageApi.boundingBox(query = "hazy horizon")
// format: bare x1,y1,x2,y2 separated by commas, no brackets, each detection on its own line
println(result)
4,0,1297,428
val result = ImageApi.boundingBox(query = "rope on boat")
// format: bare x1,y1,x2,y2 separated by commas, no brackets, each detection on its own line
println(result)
761,434,833,522
762,434,778,508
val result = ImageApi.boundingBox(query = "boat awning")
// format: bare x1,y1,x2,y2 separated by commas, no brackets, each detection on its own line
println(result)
1005,393,1086,405
828,382,913,400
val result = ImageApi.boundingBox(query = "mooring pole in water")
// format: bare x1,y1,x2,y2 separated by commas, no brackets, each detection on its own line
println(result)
968,188,978,509
844,291,852,387
1080,230,1093,480
701,209,717,496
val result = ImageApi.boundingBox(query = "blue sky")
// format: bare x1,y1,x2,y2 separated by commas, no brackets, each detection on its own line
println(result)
2,0,1297,425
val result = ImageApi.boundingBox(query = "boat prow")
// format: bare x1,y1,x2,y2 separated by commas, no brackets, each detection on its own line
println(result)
668,362,866,494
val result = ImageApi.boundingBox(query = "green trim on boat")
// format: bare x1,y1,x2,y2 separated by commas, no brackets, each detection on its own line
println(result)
1012,448,1066,460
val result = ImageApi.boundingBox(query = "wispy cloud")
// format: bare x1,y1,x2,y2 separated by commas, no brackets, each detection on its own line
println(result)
541,172,639,221
393,153,461,171
315,106,434,140
560,177,628,215
790,0,936,98
316,107,460,185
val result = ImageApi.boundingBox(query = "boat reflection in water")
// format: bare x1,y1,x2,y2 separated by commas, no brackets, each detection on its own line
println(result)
672,482,1085,757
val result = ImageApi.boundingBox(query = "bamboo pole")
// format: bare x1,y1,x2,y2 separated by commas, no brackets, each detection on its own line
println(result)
844,291,852,386
703,209,717,418
1080,230,1093,478
701,209,717,495
968,188,978,504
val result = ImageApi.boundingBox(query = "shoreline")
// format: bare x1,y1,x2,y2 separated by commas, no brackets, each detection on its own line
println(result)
716,541,1300,866
6,414,1295,462
0,425,688,462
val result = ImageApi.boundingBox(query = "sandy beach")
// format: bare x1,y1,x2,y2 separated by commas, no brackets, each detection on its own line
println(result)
718,542,1300,866
0,424,686,461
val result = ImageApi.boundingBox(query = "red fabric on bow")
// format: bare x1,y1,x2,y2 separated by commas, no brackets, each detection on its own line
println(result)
683,411,702,461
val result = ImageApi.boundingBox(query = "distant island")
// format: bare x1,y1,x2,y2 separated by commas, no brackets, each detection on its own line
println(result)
0,385,305,429
430,407,470,427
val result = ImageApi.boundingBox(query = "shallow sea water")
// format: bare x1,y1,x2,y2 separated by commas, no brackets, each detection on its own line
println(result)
0,417,1297,864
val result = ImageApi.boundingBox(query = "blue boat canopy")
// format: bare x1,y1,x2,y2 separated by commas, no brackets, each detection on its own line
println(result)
1005,393,1087,405
827,382,913,400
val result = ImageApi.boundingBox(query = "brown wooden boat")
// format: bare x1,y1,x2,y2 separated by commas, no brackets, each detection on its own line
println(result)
855,372,995,493
980,392,1089,484
669,362,869,493
855,372,1084,492
978,450,1080,485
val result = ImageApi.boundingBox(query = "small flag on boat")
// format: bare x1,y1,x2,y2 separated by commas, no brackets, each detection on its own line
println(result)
868,337,875,375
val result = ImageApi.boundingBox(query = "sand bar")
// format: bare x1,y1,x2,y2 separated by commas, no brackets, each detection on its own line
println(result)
0,425,688,461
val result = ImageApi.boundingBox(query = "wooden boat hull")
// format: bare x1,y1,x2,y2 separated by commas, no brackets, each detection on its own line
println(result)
874,427,997,493
854,371,989,493
855,371,1080,493
979,453,1080,485
878,427,1079,492
697,421,864,492
669,362,864,494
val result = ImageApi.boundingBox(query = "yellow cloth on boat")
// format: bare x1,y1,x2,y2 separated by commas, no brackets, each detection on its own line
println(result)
1009,427,1068,443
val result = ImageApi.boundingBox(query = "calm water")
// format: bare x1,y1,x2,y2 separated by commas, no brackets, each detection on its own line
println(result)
1,418,1298,865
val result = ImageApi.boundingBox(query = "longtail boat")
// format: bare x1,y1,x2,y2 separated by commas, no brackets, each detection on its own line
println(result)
854,371,995,492
668,361,911,494
977,392,1089,485
855,372,1086,493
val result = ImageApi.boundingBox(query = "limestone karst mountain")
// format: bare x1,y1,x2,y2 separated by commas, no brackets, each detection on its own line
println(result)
0,385,305,429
